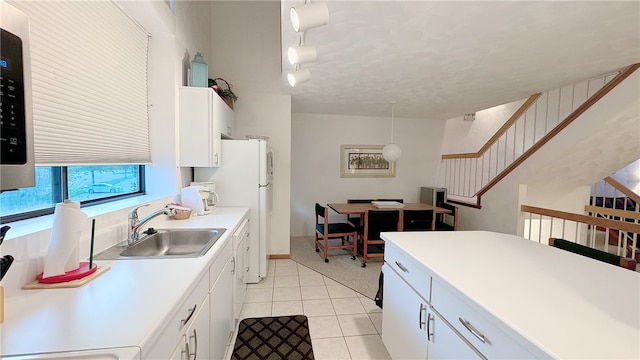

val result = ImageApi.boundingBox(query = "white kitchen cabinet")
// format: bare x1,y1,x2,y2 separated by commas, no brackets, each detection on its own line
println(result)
382,263,481,360
179,86,234,167
232,219,249,326
170,294,211,360
144,273,209,359
210,258,235,360
381,263,428,359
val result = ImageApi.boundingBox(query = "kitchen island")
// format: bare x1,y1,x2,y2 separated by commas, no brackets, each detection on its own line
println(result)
381,230,640,359
1,207,249,359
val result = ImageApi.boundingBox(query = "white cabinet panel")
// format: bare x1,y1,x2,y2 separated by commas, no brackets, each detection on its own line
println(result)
210,258,234,360
431,280,536,359
384,241,432,303
428,311,482,360
233,219,249,325
382,264,428,359
179,86,234,167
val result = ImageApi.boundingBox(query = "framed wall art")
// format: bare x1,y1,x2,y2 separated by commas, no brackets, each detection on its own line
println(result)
340,144,395,178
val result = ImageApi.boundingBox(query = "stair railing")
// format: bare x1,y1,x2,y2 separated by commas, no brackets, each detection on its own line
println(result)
589,174,640,257
520,205,640,261
441,64,640,207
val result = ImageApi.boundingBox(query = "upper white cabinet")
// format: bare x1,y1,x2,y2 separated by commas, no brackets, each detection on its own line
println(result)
179,86,234,167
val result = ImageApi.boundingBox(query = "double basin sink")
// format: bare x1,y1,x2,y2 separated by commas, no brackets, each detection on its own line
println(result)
94,228,226,260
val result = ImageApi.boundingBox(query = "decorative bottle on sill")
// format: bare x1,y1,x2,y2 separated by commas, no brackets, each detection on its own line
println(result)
190,52,208,87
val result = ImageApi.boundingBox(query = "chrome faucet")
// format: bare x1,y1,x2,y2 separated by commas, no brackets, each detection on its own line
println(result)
127,204,177,245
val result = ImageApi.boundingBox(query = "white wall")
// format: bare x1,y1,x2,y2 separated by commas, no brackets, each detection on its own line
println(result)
291,113,445,237
208,1,292,256
440,99,526,154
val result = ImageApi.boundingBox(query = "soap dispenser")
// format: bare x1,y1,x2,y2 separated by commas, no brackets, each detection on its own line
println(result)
190,52,208,87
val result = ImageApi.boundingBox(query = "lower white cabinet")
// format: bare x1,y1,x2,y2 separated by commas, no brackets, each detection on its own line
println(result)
232,219,249,326
210,257,234,360
170,295,211,360
382,263,481,360
381,264,428,359
145,217,249,360
144,272,209,359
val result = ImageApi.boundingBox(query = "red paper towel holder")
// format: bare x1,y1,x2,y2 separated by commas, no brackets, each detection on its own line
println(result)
37,261,97,284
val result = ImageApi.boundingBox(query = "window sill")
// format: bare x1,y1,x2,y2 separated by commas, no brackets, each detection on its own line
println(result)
3,194,171,240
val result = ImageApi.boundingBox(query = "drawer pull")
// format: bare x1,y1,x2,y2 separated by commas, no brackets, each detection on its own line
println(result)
181,304,197,327
395,261,408,273
189,328,198,360
459,317,487,343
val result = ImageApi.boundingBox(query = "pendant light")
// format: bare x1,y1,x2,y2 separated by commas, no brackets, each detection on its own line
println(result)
382,102,402,162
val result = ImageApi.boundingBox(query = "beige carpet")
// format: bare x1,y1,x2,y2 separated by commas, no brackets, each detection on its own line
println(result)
289,236,382,299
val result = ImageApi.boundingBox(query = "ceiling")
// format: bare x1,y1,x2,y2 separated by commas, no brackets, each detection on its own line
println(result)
280,1,640,119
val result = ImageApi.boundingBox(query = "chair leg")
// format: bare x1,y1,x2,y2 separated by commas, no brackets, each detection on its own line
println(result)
361,238,368,267
323,236,329,263
351,234,357,260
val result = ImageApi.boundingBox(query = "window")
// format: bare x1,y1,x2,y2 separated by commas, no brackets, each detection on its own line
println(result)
0,165,144,223
0,2,151,223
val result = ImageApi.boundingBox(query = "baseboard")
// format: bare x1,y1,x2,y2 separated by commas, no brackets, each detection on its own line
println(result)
269,254,290,259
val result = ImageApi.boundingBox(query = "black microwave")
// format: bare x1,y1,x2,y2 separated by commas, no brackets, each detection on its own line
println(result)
1,2,34,192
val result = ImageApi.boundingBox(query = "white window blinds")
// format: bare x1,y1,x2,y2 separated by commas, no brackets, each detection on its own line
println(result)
8,0,150,165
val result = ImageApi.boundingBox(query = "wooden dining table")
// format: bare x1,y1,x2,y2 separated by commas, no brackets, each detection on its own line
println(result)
327,202,452,231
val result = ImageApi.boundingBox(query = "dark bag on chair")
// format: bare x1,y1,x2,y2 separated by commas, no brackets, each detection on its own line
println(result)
375,270,383,308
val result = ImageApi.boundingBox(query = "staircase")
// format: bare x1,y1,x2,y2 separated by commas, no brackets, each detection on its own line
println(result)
438,63,640,208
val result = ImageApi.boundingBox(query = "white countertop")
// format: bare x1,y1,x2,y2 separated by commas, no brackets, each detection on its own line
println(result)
1,207,248,357
381,230,640,360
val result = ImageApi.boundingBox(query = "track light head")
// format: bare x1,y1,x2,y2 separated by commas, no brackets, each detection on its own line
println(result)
288,45,317,65
290,2,329,33
287,69,311,87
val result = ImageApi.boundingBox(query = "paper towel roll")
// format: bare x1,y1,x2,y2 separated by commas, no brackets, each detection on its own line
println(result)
43,200,88,278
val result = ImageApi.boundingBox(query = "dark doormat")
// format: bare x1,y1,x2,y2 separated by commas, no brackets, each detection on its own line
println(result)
231,315,315,360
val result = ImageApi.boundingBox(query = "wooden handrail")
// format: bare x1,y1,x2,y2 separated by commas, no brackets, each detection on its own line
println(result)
603,176,640,205
477,63,640,199
584,205,640,221
522,205,640,234
441,93,541,160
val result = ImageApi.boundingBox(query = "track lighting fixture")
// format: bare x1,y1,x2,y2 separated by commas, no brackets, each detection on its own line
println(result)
290,2,329,33
287,69,311,87
288,45,317,65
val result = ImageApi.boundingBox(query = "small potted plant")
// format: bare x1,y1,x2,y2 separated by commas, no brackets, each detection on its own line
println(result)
209,78,238,109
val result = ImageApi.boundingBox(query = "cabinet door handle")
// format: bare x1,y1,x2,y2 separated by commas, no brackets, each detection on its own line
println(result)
459,317,487,343
182,341,191,360
395,261,408,273
427,312,433,341
189,328,198,360
214,153,219,165
418,303,426,330
181,304,197,327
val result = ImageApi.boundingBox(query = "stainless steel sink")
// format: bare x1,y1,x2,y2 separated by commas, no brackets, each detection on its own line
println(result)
94,228,226,259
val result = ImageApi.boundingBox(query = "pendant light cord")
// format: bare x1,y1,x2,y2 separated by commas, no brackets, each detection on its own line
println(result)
390,102,396,143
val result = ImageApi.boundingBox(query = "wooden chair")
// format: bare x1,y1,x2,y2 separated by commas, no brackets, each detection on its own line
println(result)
315,203,357,263
346,199,375,229
402,209,434,231
358,209,400,267
549,238,637,270
434,202,458,231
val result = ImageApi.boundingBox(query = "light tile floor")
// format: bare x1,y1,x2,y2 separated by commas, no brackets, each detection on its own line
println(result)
225,258,391,360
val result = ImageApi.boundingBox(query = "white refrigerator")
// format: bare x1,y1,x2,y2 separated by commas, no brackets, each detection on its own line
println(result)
194,139,273,283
